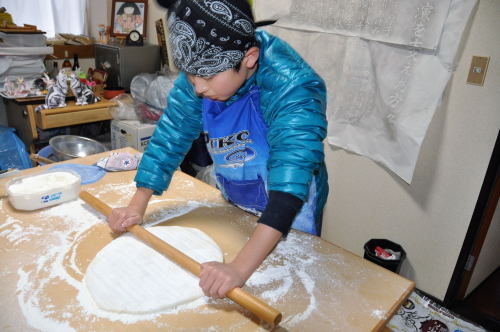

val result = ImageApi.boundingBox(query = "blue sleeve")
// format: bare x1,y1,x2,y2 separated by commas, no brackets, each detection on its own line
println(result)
134,73,203,195
266,74,327,201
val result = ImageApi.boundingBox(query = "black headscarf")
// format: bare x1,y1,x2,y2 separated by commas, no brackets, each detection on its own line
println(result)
157,0,257,77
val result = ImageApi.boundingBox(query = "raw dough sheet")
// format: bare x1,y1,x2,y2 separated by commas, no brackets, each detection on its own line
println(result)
84,226,223,314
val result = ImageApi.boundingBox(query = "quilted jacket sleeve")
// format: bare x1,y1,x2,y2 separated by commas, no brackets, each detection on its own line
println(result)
253,30,328,203
134,73,203,195
265,71,327,202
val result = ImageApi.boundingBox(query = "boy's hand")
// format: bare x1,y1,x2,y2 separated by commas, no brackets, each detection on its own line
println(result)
108,187,153,233
108,206,143,233
198,224,282,299
199,261,247,298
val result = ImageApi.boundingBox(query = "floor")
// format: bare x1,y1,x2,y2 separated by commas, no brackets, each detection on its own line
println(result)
450,268,500,331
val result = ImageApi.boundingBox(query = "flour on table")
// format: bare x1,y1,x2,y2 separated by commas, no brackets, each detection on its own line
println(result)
83,226,223,314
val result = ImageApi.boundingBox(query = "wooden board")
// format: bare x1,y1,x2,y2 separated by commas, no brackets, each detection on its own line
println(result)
0,148,415,331
51,45,95,59
0,27,44,34
32,98,115,129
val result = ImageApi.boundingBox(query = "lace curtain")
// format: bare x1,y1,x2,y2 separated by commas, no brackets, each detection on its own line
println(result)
0,0,87,37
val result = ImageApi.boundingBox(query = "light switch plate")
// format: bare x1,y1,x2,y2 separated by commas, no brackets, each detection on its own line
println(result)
466,56,490,86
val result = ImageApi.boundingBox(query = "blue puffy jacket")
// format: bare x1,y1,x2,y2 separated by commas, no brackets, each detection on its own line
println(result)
136,30,328,230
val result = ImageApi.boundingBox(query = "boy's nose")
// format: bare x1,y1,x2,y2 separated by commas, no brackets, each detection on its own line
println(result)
193,77,209,95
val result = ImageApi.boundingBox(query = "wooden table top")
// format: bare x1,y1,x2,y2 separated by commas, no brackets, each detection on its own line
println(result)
0,148,415,331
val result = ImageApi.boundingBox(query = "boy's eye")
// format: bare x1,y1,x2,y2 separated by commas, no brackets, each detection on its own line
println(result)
198,75,213,81
188,75,213,83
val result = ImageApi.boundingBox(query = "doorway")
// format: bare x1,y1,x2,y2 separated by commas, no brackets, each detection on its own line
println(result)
444,130,500,330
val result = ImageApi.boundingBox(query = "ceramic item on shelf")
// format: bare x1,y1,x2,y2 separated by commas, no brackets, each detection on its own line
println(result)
35,70,69,111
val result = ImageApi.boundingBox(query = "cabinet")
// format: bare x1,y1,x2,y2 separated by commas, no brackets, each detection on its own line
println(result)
4,96,116,153
94,43,161,91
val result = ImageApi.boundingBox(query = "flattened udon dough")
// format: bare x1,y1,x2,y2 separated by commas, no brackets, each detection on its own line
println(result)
83,226,223,313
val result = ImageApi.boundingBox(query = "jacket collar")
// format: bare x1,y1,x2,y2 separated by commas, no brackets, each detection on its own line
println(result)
226,71,257,105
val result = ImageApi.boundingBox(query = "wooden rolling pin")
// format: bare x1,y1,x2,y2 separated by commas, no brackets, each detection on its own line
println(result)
79,191,282,327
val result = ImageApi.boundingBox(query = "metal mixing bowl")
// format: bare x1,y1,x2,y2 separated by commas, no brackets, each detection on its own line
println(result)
49,135,108,161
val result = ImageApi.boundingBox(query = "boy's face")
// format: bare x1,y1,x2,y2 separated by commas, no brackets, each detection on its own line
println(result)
187,47,260,102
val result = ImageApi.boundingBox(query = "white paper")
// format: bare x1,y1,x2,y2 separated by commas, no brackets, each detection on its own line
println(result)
254,0,292,22
268,0,452,50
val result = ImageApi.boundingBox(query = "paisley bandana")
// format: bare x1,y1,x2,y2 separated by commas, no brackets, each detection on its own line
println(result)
158,0,256,77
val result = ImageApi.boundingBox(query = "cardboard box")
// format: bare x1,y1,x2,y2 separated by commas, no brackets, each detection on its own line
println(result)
111,120,156,152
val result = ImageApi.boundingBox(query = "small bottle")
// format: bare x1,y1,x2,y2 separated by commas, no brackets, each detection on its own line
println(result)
62,50,72,69
51,62,59,78
72,53,80,71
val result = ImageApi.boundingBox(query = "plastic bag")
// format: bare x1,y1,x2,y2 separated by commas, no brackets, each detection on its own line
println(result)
130,73,156,104
109,93,140,121
193,164,217,187
0,126,31,170
130,72,177,123
134,102,163,123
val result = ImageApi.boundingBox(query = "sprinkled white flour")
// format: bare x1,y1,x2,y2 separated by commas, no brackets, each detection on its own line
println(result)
5,197,239,330
371,309,386,319
246,233,320,327
1,181,397,331
2,195,318,330
0,216,43,245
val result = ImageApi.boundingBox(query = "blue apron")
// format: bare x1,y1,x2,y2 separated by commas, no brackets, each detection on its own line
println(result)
202,86,318,235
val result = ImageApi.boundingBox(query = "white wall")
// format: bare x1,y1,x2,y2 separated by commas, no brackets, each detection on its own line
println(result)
146,1,165,45
322,0,500,300
87,0,108,40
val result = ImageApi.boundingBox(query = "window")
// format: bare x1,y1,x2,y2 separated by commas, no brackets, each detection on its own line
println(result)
0,0,87,37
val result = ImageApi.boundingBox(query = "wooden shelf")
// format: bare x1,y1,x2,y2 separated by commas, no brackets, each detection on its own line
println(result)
32,98,115,130
51,44,95,59
0,24,44,34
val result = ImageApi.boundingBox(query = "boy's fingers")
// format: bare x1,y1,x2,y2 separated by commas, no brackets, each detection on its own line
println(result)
218,282,233,298
199,264,216,295
210,279,225,298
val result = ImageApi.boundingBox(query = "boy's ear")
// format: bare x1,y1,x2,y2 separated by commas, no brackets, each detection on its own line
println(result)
243,47,260,69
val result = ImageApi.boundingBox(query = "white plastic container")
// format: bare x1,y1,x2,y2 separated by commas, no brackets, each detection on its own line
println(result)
5,170,81,210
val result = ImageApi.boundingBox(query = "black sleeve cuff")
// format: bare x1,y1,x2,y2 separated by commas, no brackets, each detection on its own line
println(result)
257,190,304,236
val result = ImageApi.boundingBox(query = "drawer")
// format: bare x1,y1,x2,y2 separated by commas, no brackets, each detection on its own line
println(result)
34,103,113,129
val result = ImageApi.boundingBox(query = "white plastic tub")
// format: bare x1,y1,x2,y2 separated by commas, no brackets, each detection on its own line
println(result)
5,170,81,210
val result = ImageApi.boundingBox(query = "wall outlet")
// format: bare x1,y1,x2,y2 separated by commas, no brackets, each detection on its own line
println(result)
466,56,490,86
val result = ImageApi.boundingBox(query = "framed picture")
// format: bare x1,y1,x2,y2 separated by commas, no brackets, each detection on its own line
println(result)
111,0,148,38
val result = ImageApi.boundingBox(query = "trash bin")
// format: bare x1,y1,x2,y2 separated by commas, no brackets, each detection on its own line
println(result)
364,239,406,274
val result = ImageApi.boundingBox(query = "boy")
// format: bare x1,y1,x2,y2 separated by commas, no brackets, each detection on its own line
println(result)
109,0,328,299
